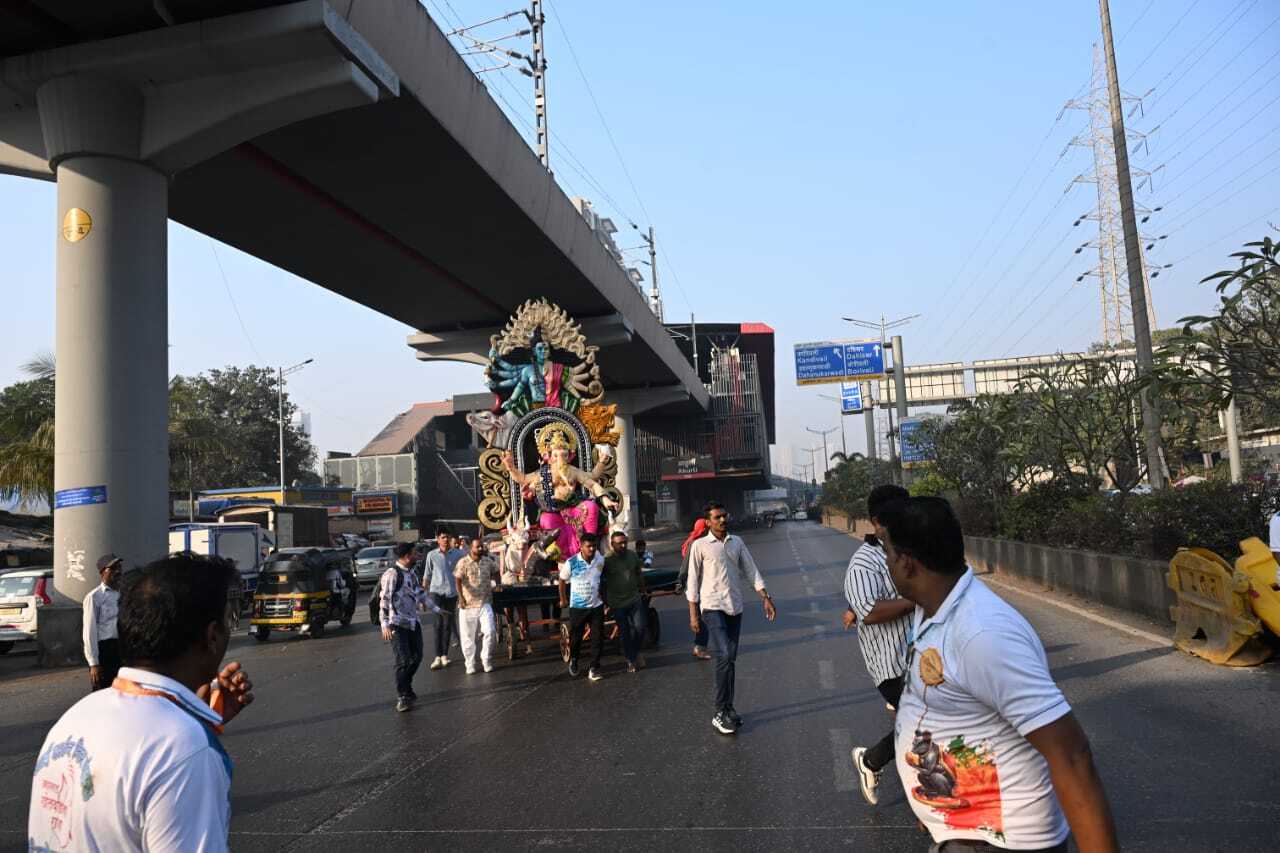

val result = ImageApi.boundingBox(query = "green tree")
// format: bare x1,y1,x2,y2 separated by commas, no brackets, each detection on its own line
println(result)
172,366,316,490
819,452,896,519
0,355,56,509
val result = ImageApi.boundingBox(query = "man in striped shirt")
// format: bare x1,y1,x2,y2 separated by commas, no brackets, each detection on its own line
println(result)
842,483,912,806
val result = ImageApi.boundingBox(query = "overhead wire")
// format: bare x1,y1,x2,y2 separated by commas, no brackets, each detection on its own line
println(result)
1142,0,1259,110
1122,0,1202,84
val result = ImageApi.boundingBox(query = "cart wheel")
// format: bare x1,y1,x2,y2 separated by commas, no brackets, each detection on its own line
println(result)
505,614,517,661
308,619,325,639
647,606,661,647
559,622,572,663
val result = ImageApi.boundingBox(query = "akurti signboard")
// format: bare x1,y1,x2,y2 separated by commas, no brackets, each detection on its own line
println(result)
794,340,885,386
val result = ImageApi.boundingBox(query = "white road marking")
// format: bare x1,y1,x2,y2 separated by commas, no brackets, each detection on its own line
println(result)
813,624,826,636
804,585,816,597
809,601,820,613
981,575,1172,647
818,659,836,689
830,728,856,792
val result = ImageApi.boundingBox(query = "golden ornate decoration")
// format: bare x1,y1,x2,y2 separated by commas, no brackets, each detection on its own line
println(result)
578,403,620,446
476,448,511,531
535,421,579,457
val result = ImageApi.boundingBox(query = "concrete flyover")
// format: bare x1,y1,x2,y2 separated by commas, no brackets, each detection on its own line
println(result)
0,1,708,607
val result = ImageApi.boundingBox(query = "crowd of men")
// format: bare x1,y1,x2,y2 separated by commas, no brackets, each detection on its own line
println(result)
28,491,1119,852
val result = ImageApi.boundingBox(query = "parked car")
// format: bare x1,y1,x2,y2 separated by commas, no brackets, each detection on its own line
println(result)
793,510,809,521
0,567,54,654
353,546,396,587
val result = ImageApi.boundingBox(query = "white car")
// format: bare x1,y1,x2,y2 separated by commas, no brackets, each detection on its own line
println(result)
793,510,809,521
353,546,396,587
0,567,54,655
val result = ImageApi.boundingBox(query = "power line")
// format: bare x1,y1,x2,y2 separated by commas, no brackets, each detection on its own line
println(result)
991,251,1080,357
1164,158,1280,236
207,238,263,363
1152,65,1280,168
1162,135,1280,211
1143,0,1259,110
1117,0,1158,45
1167,206,1280,266
1122,0,1202,84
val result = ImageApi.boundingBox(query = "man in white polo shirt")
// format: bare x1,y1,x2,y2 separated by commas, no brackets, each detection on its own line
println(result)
29,553,255,852
879,497,1118,853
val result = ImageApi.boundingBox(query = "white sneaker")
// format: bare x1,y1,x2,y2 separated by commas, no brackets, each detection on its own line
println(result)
482,662,493,673
852,746,880,805
465,665,476,675
429,656,444,670
441,656,450,667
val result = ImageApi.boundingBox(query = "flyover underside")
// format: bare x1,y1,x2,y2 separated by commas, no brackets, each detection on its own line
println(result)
169,94,675,392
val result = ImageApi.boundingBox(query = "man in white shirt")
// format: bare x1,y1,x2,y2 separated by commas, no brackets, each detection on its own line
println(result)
880,497,1118,853
83,553,124,691
687,501,776,735
30,552,255,852
559,533,606,681
842,484,912,806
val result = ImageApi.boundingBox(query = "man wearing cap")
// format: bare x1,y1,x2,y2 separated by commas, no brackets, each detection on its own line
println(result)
83,554,124,691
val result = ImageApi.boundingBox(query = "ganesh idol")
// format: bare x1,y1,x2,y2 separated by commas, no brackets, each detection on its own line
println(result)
502,422,617,562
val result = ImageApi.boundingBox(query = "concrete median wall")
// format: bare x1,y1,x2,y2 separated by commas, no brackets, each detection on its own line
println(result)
964,536,1175,623
821,511,1174,623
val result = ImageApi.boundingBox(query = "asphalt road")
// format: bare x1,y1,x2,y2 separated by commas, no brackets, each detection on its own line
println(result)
3,521,1279,852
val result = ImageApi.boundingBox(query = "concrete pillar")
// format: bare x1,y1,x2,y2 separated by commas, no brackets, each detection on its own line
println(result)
47,79,169,604
613,412,640,537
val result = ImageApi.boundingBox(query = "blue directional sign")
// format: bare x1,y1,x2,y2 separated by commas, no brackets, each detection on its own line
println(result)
54,485,107,510
899,419,933,467
840,383,863,414
794,340,885,386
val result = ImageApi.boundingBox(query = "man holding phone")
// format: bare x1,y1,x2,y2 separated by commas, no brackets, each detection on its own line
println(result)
686,501,776,735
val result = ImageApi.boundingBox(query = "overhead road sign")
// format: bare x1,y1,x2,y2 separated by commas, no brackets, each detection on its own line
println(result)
840,384,863,414
794,340,885,386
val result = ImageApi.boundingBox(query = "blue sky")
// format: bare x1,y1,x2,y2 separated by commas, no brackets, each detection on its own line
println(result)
3,0,1277,485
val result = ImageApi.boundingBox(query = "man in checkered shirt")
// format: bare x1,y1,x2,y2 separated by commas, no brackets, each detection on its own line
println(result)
380,542,440,713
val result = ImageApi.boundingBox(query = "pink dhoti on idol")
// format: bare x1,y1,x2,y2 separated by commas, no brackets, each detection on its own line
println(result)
538,499,600,560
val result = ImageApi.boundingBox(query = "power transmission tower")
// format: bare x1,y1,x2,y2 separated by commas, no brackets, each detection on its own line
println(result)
529,0,549,168
1066,43,1159,349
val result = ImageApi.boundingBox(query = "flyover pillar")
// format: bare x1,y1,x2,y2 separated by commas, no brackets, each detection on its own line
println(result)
613,412,640,538
44,79,170,604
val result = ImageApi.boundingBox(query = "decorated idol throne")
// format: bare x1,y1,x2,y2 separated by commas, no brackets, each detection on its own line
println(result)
470,299,623,566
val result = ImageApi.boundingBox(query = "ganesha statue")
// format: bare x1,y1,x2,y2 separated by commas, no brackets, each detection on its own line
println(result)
472,299,623,553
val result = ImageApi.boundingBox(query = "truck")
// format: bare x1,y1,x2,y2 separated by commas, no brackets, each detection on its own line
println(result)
214,504,329,550
168,522,275,599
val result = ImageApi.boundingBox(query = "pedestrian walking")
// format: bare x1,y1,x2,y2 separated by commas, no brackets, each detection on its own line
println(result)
686,501,775,735
30,553,255,852
454,536,500,674
559,532,605,681
603,530,647,673
379,542,439,712
843,484,913,806
83,553,124,692
880,497,1118,852
635,538,654,568
423,528,461,670
678,516,712,660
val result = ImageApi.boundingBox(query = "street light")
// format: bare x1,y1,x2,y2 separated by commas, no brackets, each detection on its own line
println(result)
816,394,849,458
806,425,840,475
842,314,919,479
278,358,313,505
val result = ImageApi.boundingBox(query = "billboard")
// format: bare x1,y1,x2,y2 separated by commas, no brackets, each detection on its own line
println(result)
899,417,936,467
840,383,863,414
660,454,716,481
353,492,398,516
794,340,885,385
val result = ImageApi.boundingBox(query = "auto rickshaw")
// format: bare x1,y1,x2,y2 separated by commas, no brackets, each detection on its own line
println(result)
250,548,357,641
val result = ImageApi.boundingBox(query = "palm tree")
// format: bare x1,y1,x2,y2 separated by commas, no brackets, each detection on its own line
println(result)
0,354,55,510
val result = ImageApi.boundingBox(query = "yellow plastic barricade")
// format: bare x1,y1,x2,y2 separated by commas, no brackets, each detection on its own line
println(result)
1166,547,1271,667
1235,537,1280,637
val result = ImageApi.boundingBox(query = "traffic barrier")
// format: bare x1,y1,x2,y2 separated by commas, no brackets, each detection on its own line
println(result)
1235,537,1280,637
1166,547,1271,667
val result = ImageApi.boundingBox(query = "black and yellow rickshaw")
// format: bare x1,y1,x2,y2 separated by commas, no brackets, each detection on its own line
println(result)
250,548,357,641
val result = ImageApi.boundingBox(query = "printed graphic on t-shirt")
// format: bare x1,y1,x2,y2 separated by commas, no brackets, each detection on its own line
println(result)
906,729,1004,838
32,736,95,848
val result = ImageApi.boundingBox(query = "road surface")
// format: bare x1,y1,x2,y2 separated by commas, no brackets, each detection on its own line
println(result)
3,521,1278,851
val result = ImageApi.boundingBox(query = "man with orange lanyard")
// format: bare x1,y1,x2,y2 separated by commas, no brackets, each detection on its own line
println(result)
29,553,255,852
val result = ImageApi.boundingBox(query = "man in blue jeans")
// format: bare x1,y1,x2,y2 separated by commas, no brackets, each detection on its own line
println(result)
686,501,776,734
604,530,648,672
379,543,440,712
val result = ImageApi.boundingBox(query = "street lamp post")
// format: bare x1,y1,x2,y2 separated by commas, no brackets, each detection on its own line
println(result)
278,358,313,505
842,314,919,483
816,394,849,458
806,425,840,475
